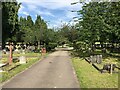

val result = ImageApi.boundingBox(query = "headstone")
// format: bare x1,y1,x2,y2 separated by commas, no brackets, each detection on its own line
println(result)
103,64,111,72
90,56,93,63
3,49,6,54
99,55,102,63
19,56,26,64
102,64,116,73
94,55,97,63
27,46,35,52
91,55,96,63
14,48,20,54
96,55,99,64
96,55,102,64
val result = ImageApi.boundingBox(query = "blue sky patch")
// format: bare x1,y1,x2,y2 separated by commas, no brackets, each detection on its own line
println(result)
17,0,82,28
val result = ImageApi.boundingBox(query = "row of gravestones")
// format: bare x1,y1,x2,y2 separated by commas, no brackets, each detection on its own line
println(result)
87,55,119,73
3,44,36,54
88,55,102,64
94,44,120,48
101,64,118,73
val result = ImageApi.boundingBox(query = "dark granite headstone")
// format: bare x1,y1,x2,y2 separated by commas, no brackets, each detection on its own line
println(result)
102,64,116,73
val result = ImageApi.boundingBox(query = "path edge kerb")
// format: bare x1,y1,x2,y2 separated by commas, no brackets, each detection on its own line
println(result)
68,51,80,88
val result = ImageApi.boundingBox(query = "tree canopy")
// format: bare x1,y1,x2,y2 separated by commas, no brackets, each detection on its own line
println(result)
2,1,20,48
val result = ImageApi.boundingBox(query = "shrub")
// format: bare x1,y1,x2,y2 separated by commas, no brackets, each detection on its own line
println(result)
46,43,57,51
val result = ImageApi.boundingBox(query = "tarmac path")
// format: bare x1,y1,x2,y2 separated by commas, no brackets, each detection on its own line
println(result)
2,49,79,88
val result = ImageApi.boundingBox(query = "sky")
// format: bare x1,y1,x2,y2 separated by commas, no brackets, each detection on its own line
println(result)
17,0,82,29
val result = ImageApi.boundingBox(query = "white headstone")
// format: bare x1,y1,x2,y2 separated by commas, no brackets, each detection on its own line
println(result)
19,56,26,64
14,48,20,54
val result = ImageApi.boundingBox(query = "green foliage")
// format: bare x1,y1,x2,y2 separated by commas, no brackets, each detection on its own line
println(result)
2,1,21,48
70,2,120,54
18,16,35,43
56,24,80,48
79,2,120,44
18,15,58,51
46,42,57,51
2,3,58,50
74,41,89,51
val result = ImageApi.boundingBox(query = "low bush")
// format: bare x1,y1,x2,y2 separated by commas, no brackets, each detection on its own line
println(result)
46,43,57,51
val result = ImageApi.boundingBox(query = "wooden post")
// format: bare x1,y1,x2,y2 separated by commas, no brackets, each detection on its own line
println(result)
110,64,113,74
9,43,13,65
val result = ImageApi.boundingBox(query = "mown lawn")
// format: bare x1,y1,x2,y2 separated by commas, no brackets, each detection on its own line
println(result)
1,52,43,63
2,52,42,57
72,57,119,88
0,52,49,83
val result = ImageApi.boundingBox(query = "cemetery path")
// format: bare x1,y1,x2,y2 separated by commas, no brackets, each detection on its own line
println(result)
2,50,79,88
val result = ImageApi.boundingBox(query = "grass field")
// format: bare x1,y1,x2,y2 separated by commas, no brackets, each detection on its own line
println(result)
72,57,119,88
2,52,42,57
0,52,49,83
1,52,42,63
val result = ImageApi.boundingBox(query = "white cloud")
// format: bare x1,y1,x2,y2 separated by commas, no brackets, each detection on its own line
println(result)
27,4,37,10
22,11,29,16
17,0,82,18
31,8,55,17
18,2,55,17
17,0,81,10
38,11,55,17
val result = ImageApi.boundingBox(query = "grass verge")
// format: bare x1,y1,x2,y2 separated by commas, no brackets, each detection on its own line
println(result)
72,57,118,88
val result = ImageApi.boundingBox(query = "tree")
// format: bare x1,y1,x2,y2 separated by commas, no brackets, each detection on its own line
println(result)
34,15,48,46
71,1,120,53
18,14,58,51
2,1,21,48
